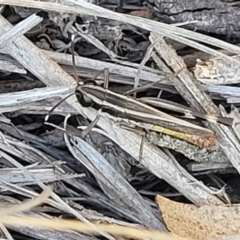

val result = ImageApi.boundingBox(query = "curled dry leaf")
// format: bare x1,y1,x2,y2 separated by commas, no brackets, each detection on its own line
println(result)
193,56,240,85
156,195,240,240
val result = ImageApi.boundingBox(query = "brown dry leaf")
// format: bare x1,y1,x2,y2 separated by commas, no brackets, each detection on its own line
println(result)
128,10,152,18
156,195,240,240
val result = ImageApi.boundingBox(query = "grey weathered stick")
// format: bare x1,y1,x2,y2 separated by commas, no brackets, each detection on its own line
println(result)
0,53,27,74
43,50,166,84
0,196,93,240
0,59,26,73
0,165,84,184
0,19,113,237
187,162,233,172
204,85,240,98
73,25,121,59
0,86,73,108
0,22,77,89
3,50,240,96
0,138,114,240
0,13,42,49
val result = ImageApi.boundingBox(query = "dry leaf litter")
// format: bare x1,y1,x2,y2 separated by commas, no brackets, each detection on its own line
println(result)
0,0,240,240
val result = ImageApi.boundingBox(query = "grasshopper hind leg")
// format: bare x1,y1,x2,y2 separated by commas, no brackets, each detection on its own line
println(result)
103,68,110,89
120,124,147,163
84,68,110,89
139,134,145,164
77,68,110,136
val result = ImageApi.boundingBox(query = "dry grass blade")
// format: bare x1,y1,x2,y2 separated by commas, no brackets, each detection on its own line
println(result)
0,186,52,216
3,214,237,240
75,29,122,60
42,49,166,85
0,215,187,240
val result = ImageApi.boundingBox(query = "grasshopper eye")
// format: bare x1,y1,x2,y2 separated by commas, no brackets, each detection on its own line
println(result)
84,80,97,86
76,91,93,107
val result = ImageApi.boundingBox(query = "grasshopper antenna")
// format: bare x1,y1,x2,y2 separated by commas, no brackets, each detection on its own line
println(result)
124,67,185,96
45,32,81,122
44,92,81,122
71,32,80,84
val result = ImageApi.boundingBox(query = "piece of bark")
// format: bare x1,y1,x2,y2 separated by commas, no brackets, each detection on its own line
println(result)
146,0,240,41
146,132,229,164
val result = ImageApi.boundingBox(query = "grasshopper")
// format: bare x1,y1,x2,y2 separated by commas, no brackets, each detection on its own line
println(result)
46,80,233,150
45,34,233,151
74,83,233,150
